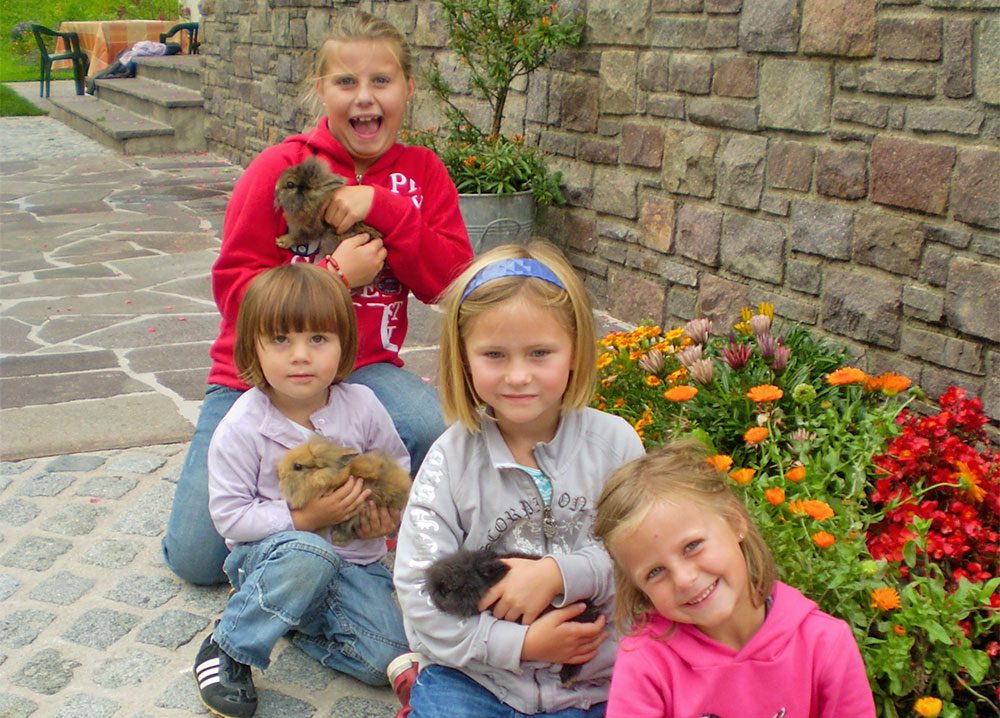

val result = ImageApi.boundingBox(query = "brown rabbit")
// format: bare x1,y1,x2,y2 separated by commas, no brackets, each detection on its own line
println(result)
276,436,410,544
273,156,383,258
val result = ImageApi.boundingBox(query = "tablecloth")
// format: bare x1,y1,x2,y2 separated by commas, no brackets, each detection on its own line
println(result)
55,20,184,76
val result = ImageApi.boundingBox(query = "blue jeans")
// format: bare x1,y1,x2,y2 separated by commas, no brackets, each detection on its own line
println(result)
215,530,408,685
161,364,445,585
410,665,607,718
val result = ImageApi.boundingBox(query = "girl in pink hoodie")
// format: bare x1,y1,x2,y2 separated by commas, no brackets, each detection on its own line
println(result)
593,440,875,718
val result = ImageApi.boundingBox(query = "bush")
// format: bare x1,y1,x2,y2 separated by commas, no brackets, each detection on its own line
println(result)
592,306,999,717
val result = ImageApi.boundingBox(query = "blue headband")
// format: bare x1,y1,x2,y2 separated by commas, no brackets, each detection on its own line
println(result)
460,258,566,303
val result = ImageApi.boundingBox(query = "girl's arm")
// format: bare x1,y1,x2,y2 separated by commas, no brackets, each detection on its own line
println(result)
362,150,472,303
212,146,295,336
816,620,877,717
394,447,529,673
207,421,294,544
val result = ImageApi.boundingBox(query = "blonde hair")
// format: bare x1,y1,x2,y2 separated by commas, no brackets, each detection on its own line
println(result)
437,241,598,432
593,439,778,635
234,263,358,389
302,10,413,112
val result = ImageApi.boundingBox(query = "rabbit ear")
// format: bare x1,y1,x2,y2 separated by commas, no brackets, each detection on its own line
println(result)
334,452,359,471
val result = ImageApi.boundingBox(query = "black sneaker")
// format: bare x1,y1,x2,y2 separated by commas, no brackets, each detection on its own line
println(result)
193,631,258,718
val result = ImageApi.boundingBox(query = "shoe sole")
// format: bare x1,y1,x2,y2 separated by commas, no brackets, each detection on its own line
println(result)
386,652,420,683
198,693,255,718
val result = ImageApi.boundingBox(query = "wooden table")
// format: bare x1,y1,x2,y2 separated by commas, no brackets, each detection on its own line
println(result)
55,19,183,76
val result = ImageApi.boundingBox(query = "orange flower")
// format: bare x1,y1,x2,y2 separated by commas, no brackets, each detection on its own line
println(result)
953,461,986,503
893,624,907,636
765,487,785,506
863,373,884,392
811,531,835,548
879,372,911,395
914,697,943,717
743,426,769,445
706,454,733,472
613,398,626,408
870,586,901,611
646,375,662,387
663,385,697,402
746,384,783,403
788,499,834,521
826,367,868,386
728,468,755,485
785,465,806,483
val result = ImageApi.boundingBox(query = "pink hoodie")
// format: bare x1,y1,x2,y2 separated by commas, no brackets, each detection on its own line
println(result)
606,582,875,718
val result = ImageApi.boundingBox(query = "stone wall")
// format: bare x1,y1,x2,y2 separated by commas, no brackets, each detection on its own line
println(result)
197,0,1000,420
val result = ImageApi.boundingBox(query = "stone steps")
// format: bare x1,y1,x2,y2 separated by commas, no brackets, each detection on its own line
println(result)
47,54,205,155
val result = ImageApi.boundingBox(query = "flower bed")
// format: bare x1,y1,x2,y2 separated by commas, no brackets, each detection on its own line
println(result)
592,306,999,717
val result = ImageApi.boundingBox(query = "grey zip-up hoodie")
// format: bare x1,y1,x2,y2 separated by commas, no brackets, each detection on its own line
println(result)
394,408,645,714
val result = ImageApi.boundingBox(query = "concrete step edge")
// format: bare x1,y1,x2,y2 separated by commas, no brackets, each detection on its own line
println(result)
93,77,203,108
48,95,175,140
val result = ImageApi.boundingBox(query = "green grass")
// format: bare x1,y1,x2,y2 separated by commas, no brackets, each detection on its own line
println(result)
0,83,46,115
1,0,181,82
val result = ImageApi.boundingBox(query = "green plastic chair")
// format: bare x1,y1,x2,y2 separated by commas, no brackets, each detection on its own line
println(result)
159,22,199,54
31,24,87,97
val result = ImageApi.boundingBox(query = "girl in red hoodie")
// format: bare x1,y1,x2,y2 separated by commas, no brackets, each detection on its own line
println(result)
162,10,472,591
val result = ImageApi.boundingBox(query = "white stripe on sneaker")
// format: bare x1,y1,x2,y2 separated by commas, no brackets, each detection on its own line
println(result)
196,657,221,688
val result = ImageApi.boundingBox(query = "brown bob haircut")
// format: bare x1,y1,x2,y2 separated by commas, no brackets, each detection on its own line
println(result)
233,263,357,388
593,438,778,635
435,240,598,432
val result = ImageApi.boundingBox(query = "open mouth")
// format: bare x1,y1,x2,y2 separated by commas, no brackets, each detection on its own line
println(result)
685,579,718,607
350,115,382,137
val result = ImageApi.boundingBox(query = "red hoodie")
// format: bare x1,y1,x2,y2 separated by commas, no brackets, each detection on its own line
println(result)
208,118,472,389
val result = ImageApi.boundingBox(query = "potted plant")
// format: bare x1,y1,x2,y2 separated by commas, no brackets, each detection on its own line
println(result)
407,0,584,252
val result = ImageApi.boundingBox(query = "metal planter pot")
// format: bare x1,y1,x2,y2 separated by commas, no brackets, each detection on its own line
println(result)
458,190,536,254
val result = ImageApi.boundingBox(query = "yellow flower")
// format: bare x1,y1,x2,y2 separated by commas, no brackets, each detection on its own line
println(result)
740,305,753,322
826,367,868,386
728,468,756,485
757,301,774,320
706,454,734,472
596,352,614,370
734,320,753,336
811,531,835,548
785,464,806,483
646,375,662,387
743,426,769,445
870,586,901,611
746,384,783,403
914,697,943,717
788,499,834,521
663,385,698,402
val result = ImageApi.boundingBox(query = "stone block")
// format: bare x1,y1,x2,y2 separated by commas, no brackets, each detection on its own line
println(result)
900,325,984,373
877,18,942,60
667,286,699,321
662,129,720,198
10,648,80,696
853,211,926,277
622,124,665,168
833,98,888,128
717,134,767,210
28,571,95,606
650,18,709,48
787,257,823,295
675,203,723,266
815,147,868,199
985,352,1000,423
946,256,1000,342
705,18,740,48
686,98,759,131
592,167,639,218
739,0,800,52
62,609,142,650
791,200,854,259
670,54,713,95
600,51,639,114
639,195,676,253
923,223,972,249
639,51,671,92
870,137,955,215
855,67,936,98
977,18,1000,105
902,284,945,322
654,0,703,10
943,20,974,98
920,243,952,287
712,56,758,97
558,76,600,132
706,0,743,10
720,214,785,284
951,147,1000,230
821,267,901,348
972,232,1000,259
579,140,619,165
801,0,876,57
585,0,650,44
761,195,790,216
759,59,832,134
907,107,984,136
81,539,142,569
645,94,687,118
607,268,666,325
696,273,751,326
767,141,814,192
